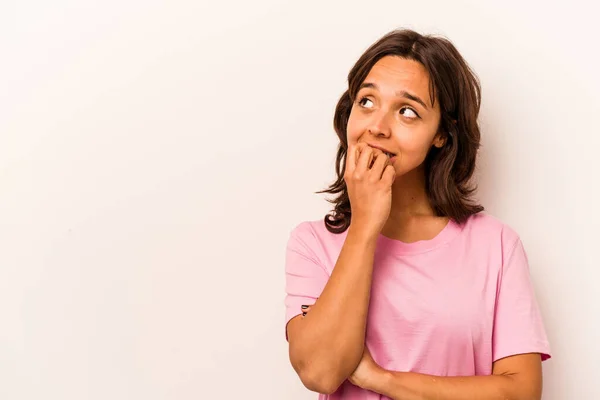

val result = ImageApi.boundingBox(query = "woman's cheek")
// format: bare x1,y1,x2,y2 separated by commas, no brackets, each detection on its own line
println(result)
346,126,362,145
345,112,365,141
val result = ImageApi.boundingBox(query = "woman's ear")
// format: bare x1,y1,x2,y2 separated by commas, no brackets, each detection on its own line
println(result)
433,117,456,148
432,132,447,148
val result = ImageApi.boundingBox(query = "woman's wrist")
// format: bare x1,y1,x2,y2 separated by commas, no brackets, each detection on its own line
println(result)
347,222,380,244
363,365,392,393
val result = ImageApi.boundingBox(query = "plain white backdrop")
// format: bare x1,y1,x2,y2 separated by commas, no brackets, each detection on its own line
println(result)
1,0,599,399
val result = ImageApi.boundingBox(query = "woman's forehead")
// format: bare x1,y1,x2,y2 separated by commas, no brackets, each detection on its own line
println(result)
362,57,433,109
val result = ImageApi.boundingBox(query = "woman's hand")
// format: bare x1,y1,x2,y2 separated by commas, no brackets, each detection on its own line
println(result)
348,345,381,389
302,305,383,390
344,142,396,237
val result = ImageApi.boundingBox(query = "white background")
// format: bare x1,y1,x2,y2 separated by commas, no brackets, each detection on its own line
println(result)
1,0,598,399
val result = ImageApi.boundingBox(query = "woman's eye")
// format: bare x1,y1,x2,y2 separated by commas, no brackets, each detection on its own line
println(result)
358,97,374,108
400,107,419,119
357,97,419,119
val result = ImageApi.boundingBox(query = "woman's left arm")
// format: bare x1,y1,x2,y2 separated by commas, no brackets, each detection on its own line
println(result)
363,352,542,400
360,236,547,400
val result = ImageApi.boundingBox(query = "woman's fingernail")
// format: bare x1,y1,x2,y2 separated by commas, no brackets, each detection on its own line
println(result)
301,305,308,309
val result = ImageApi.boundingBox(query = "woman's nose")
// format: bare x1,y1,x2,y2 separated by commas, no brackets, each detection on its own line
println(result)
367,110,392,137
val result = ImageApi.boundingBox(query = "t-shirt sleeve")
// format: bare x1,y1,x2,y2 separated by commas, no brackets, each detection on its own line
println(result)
284,222,330,341
492,237,551,362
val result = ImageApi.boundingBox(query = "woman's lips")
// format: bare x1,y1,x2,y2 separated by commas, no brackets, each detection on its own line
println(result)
361,143,397,165
366,144,395,158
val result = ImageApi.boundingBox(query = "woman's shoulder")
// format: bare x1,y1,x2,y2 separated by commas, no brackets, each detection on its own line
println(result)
290,212,522,242
286,217,348,267
290,218,348,253
288,217,348,245
288,212,524,253
462,211,522,247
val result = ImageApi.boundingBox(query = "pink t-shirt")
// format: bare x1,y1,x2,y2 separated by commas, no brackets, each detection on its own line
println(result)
284,212,551,399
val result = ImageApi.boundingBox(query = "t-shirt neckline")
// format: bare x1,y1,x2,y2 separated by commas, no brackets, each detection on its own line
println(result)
376,218,462,255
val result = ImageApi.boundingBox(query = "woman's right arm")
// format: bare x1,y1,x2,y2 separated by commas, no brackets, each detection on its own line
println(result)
286,222,378,394
286,143,395,394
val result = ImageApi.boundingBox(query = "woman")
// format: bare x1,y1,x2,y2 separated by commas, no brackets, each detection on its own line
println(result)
283,29,551,399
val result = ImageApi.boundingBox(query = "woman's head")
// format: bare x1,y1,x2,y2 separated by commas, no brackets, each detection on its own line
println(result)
346,56,446,178
318,28,484,233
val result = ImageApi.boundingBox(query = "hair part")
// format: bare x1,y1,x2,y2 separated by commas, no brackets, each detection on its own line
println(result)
316,28,484,233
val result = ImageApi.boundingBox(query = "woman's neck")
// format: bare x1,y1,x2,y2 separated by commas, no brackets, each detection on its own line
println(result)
389,166,435,220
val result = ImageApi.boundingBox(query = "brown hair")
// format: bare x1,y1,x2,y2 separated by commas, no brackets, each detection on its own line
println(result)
316,28,484,233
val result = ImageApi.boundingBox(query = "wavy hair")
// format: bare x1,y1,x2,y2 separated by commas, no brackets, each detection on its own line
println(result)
316,28,484,233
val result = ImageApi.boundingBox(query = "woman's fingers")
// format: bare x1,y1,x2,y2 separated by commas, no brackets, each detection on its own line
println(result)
346,142,367,174
301,297,318,317
301,305,312,317
346,144,357,172
356,145,375,172
371,148,391,179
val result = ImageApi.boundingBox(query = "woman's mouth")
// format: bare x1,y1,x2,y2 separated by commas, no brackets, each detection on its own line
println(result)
380,151,396,161
362,143,397,163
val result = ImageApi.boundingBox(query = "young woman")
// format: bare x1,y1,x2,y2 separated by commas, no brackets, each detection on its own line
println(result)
283,29,551,400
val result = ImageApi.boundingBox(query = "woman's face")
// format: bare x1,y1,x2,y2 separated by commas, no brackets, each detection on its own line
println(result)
346,56,445,176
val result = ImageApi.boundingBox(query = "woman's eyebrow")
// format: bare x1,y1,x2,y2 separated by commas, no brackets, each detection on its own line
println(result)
358,82,429,110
